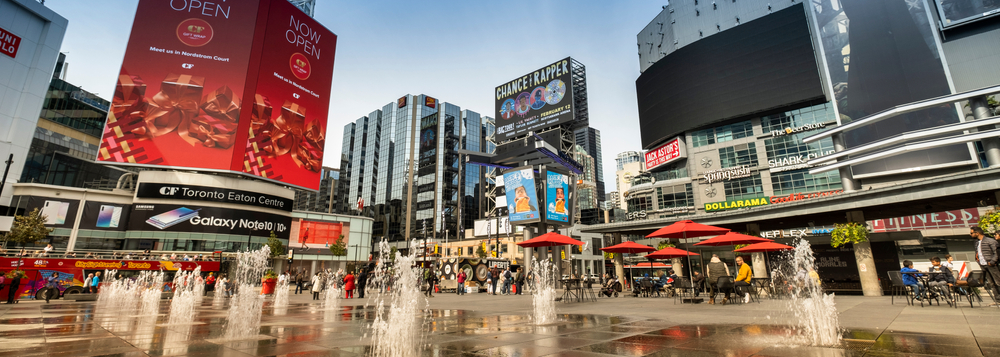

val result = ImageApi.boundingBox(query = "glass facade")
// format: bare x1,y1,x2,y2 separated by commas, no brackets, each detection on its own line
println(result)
691,120,753,147
718,142,758,168
723,173,764,201
656,183,694,210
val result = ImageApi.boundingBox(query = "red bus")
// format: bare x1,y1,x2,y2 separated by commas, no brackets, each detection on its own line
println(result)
1,257,220,301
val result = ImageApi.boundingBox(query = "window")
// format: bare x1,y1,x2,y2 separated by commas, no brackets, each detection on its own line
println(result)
656,184,694,209
627,194,654,212
691,120,753,147
770,169,842,196
723,174,763,201
719,143,758,168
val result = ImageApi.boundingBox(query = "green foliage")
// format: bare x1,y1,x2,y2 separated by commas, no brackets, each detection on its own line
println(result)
329,234,347,256
263,270,277,279
389,246,398,262
475,245,487,258
831,222,869,248
978,206,1000,236
656,241,675,250
733,244,750,251
5,270,26,279
265,231,284,258
3,208,52,248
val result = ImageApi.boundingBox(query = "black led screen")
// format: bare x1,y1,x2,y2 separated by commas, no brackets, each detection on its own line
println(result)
636,4,824,150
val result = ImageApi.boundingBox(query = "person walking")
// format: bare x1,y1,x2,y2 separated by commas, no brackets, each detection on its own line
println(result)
489,267,500,295
294,269,305,295
705,254,730,305
424,267,437,297
6,272,21,304
514,268,524,295
456,269,467,295
205,272,216,294
311,272,322,300
91,272,101,294
357,269,368,299
971,227,1000,298
343,271,356,299
44,272,59,303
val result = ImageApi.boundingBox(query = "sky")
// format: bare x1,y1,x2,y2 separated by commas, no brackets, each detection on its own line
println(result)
43,0,661,191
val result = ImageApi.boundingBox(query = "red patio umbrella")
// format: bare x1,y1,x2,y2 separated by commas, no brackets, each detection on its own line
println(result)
602,241,656,278
517,231,585,247
693,232,773,246
645,247,700,260
734,242,794,253
646,220,729,286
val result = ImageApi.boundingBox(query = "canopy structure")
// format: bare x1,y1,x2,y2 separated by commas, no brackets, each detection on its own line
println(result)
516,232,585,248
734,242,795,253
693,232,773,247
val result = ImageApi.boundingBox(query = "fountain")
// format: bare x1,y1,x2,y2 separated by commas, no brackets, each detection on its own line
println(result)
366,239,426,357
773,239,842,346
96,269,166,332
167,266,201,325
138,270,165,318
222,246,271,340
531,259,557,325
274,274,290,309
213,276,228,306
323,272,341,311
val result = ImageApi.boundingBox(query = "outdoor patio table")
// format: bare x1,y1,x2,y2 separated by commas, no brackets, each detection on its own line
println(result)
902,271,951,306
560,279,582,303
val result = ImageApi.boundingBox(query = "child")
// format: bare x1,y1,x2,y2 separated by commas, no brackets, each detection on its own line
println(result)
927,256,956,301
900,260,924,300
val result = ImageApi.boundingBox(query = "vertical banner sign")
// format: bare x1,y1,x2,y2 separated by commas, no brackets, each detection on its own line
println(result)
96,0,337,191
545,170,570,225
502,167,540,224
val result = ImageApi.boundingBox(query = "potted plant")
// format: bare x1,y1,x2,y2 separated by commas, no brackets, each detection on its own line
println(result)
978,206,1000,236
261,269,278,295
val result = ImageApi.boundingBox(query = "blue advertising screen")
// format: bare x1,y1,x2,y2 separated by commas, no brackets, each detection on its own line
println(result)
503,167,540,224
545,171,569,224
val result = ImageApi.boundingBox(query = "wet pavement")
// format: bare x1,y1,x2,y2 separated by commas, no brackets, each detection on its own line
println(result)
0,291,997,356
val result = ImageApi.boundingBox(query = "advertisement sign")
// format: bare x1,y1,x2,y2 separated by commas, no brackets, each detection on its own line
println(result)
26,197,79,228
425,96,437,108
768,150,836,173
769,189,843,204
96,0,337,191
136,182,293,211
419,114,438,168
871,208,980,233
701,166,752,184
296,220,344,251
545,170,570,225
494,58,575,141
0,26,21,59
644,137,686,170
128,204,291,239
78,201,132,231
502,167,540,224
397,96,407,108
704,196,770,212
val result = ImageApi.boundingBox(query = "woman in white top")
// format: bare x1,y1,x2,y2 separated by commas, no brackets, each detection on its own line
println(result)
311,273,323,300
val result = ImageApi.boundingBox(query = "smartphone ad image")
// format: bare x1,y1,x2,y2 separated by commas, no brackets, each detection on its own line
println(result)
146,207,200,230
40,200,70,225
96,205,123,228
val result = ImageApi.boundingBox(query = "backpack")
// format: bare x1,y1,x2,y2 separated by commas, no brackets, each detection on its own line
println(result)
504,270,511,279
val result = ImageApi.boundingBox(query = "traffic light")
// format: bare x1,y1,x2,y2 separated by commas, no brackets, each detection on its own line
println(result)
287,249,294,265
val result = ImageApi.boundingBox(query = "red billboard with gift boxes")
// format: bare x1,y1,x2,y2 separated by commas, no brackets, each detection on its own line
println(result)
96,0,337,191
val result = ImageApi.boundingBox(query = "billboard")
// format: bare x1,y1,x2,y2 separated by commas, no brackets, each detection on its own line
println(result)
78,201,132,231
296,220,344,251
494,58,574,141
128,204,291,239
502,167,540,224
135,182,293,211
545,170,571,225
26,197,79,228
644,137,686,171
96,0,337,191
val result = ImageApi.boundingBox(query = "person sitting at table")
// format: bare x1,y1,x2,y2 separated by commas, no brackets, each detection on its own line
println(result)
691,271,705,297
901,260,925,300
652,271,668,297
706,254,730,304
735,256,753,304
927,256,956,301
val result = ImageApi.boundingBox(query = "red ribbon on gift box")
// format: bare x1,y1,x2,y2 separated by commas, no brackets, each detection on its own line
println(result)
143,73,204,138
179,85,241,148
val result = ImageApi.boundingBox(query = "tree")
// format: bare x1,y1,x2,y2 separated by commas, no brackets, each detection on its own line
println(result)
656,241,674,250
3,208,52,249
265,231,284,258
831,222,869,248
330,234,347,256
475,245,487,258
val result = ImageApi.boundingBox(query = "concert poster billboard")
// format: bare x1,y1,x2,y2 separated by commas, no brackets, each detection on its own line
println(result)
544,169,571,226
494,58,574,141
502,167,540,224
128,204,291,239
96,0,337,191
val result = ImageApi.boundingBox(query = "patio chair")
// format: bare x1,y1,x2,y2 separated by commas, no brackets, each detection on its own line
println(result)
583,280,598,302
673,277,694,305
639,279,655,298
955,270,989,308
715,276,736,304
751,277,771,299
887,271,915,306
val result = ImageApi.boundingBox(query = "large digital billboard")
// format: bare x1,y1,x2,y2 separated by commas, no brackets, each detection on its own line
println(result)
502,167,540,224
544,170,571,226
128,204,291,239
636,5,824,150
494,58,574,141
96,0,337,191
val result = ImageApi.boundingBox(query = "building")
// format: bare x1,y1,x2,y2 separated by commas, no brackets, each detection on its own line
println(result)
616,151,642,171
338,95,494,246
0,0,67,210
585,1,1000,296
574,127,605,204
606,191,619,209
293,166,339,213
286,0,315,16
19,54,130,190
572,145,600,224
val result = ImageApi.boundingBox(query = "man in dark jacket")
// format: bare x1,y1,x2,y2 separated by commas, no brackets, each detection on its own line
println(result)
294,269,305,294
6,274,21,304
357,269,368,299
972,227,1000,298
489,267,500,295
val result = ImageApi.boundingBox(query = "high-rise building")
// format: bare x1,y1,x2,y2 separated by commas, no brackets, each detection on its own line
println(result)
615,160,645,209
572,145,600,224
606,191,620,209
287,0,315,17
574,127,605,204
338,95,494,242
20,54,131,190
293,166,339,213
616,151,643,171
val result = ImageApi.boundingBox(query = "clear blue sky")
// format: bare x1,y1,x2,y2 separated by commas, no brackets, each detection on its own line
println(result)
45,0,661,190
